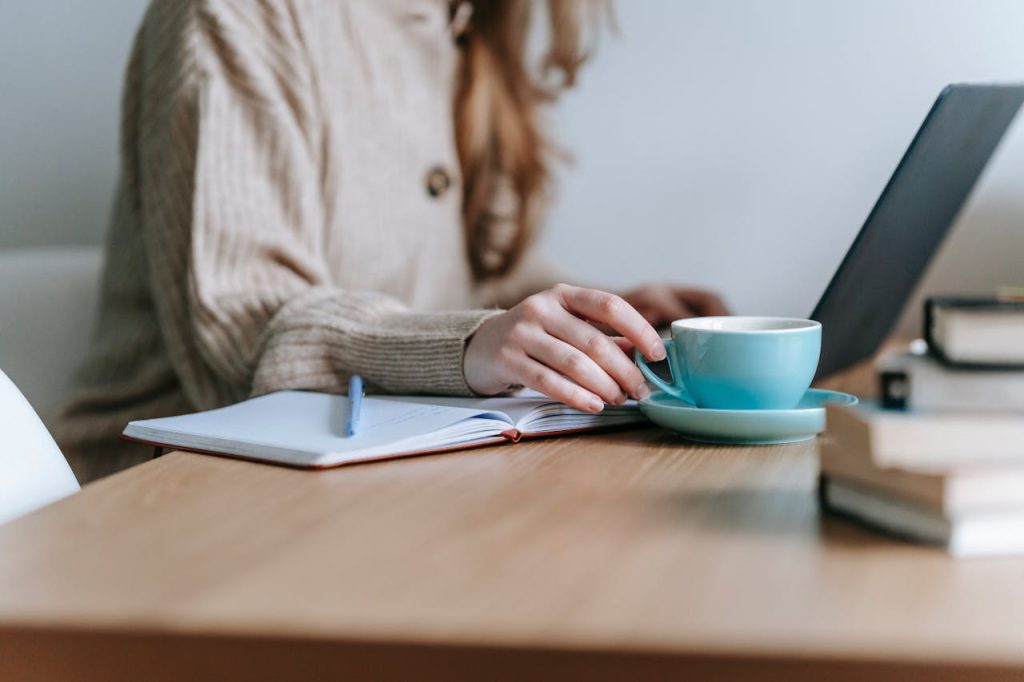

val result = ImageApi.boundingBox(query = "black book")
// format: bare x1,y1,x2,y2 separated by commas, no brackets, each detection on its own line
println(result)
924,296,1024,368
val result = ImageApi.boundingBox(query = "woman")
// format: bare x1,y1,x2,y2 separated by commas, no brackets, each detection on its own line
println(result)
58,0,726,482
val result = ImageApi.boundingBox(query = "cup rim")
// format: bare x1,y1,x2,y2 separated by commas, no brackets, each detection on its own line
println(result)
671,316,821,334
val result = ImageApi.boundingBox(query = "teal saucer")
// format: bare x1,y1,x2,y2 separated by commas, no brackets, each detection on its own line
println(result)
639,388,858,445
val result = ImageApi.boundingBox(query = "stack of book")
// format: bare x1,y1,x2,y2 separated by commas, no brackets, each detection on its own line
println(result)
819,294,1024,556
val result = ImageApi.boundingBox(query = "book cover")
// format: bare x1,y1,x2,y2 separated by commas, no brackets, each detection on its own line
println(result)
819,438,1024,516
878,350,1024,412
925,296,1024,368
820,476,1024,557
824,401,1024,469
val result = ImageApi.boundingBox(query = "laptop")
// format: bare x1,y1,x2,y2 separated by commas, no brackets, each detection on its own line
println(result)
811,83,1024,378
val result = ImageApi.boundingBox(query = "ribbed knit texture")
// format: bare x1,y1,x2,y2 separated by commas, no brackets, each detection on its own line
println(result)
56,0,562,482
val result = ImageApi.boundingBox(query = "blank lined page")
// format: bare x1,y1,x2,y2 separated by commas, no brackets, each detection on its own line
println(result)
124,391,512,466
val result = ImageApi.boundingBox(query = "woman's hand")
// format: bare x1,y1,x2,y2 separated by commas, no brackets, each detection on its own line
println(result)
464,284,665,412
621,284,729,327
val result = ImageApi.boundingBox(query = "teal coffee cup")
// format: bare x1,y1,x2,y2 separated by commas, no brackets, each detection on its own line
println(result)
635,317,822,410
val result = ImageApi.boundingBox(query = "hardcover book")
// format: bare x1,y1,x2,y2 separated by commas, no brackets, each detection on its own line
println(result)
925,296,1024,367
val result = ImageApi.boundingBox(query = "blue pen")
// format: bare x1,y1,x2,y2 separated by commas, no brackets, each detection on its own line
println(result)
346,374,364,437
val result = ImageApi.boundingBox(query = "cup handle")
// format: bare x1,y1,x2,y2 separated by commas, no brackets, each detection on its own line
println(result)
635,340,695,405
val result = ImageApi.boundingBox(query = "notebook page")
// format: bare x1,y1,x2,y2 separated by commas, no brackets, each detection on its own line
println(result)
123,391,514,467
379,389,572,423
380,389,644,434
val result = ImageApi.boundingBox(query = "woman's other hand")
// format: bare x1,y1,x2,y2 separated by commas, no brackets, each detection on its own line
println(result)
621,284,729,327
464,284,664,412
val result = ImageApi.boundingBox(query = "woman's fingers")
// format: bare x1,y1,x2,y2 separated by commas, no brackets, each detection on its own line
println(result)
509,354,605,413
542,309,650,400
463,285,671,407
523,329,628,405
554,284,665,361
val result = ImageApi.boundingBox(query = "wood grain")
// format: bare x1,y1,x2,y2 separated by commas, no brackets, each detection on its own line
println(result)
2,414,1024,680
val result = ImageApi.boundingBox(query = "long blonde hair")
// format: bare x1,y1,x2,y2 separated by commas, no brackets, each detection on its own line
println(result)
454,0,610,280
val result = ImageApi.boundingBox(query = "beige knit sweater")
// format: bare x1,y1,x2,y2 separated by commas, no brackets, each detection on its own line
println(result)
57,0,561,482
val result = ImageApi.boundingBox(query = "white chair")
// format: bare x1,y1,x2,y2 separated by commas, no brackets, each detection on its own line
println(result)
0,246,101,521
0,369,80,523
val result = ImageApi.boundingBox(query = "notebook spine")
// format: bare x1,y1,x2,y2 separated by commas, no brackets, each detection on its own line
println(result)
501,429,523,443
923,296,959,366
923,297,938,360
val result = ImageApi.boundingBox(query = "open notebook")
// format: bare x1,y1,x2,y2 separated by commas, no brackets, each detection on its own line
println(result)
122,390,646,469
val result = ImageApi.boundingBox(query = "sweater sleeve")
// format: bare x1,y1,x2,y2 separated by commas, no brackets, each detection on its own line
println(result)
137,1,498,408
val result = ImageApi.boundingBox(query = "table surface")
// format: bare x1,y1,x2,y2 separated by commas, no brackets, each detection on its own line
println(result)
2,369,1023,680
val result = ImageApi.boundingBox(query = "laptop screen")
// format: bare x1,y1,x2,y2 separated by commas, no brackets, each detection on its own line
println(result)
812,83,1024,378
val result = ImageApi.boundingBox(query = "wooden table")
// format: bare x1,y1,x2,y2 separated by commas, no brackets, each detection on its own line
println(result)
3,423,1024,681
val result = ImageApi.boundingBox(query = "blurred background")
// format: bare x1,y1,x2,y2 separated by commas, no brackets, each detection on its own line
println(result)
3,0,1024,332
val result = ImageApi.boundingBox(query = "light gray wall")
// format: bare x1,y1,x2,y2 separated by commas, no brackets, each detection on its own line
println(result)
3,1,1023,331
546,0,1024,329
0,0,149,248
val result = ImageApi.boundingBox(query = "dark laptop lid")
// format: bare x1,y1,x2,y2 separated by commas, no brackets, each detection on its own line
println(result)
812,83,1024,378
